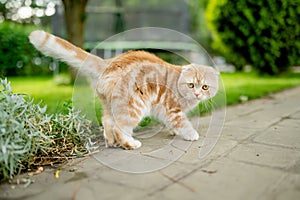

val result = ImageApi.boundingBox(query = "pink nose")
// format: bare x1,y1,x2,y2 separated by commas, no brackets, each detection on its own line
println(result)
194,93,199,97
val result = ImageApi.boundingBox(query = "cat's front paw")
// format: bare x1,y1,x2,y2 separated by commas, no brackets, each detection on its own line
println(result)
182,130,199,141
121,139,142,150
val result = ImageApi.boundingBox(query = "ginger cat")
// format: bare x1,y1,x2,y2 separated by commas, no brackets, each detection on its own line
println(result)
29,30,219,150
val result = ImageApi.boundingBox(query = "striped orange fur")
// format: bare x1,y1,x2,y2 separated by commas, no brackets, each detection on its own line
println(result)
29,30,219,149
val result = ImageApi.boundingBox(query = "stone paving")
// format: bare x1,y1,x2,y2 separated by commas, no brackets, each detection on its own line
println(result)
1,86,300,200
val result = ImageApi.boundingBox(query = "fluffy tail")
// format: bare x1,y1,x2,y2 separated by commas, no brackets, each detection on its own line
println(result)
29,30,104,77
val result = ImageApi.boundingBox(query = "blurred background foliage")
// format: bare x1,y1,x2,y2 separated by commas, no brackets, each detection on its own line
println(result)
206,0,300,74
0,0,66,77
0,0,299,75
0,21,55,76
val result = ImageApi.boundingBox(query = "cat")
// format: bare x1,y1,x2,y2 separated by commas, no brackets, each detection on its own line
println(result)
29,30,219,150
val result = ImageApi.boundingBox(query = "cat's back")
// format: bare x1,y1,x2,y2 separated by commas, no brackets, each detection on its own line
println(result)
98,50,182,101
108,50,166,66
103,50,180,75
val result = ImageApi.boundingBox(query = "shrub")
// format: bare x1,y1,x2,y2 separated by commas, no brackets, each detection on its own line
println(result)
0,78,92,181
0,22,53,76
206,0,300,74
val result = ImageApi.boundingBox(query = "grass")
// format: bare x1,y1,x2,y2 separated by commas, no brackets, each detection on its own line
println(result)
221,72,300,105
7,76,73,114
7,72,300,118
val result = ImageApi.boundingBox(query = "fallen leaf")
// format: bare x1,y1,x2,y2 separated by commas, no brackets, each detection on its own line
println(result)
55,170,60,179
201,169,217,174
69,168,77,172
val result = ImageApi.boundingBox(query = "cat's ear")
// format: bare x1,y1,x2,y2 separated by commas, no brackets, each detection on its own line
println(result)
213,68,220,76
205,65,220,76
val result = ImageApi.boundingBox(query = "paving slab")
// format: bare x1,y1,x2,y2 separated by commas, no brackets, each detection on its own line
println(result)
220,123,260,141
254,117,300,149
177,138,238,165
291,111,300,119
152,158,286,200
263,173,300,200
227,142,300,169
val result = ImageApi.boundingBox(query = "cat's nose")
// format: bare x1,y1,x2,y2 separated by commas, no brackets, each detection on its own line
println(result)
194,93,200,97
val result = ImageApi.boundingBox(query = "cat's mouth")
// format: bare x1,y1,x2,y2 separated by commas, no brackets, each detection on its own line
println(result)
196,95,207,101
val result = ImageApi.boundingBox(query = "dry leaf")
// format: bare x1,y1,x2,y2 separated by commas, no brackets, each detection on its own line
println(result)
201,169,217,174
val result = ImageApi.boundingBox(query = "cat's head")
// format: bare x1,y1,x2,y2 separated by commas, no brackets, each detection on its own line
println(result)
178,64,219,101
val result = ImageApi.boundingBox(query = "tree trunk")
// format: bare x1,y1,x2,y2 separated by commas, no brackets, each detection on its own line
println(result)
61,0,88,83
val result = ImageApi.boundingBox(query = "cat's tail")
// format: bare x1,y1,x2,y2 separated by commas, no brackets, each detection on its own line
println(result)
29,30,104,77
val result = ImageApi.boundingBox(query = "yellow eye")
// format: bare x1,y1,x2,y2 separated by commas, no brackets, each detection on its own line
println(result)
202,85,209,90
187,83,194,88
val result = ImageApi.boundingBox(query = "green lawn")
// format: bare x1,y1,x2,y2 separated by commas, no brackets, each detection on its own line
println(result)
8,76,73,114
7,72,300,118
221,72,300,105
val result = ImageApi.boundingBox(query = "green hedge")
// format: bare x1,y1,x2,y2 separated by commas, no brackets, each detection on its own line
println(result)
0,22,52,76
206,0,300,74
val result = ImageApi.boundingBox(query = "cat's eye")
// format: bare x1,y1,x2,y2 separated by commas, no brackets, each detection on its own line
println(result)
202,85,209,90
187,83,194,88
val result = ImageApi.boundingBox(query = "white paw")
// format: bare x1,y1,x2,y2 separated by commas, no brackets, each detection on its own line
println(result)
182,130,199,141
132,139,142,149
122,139,142,150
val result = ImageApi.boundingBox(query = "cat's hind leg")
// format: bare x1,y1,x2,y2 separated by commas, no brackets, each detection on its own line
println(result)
109,90,146,149
113,125,142,149
102,111,118,147
102,110,141,149
111,108,144,149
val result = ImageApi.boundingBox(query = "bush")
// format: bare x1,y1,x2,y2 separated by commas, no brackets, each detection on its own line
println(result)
0,22,53,76
206,0,300,74
0,78,92,181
